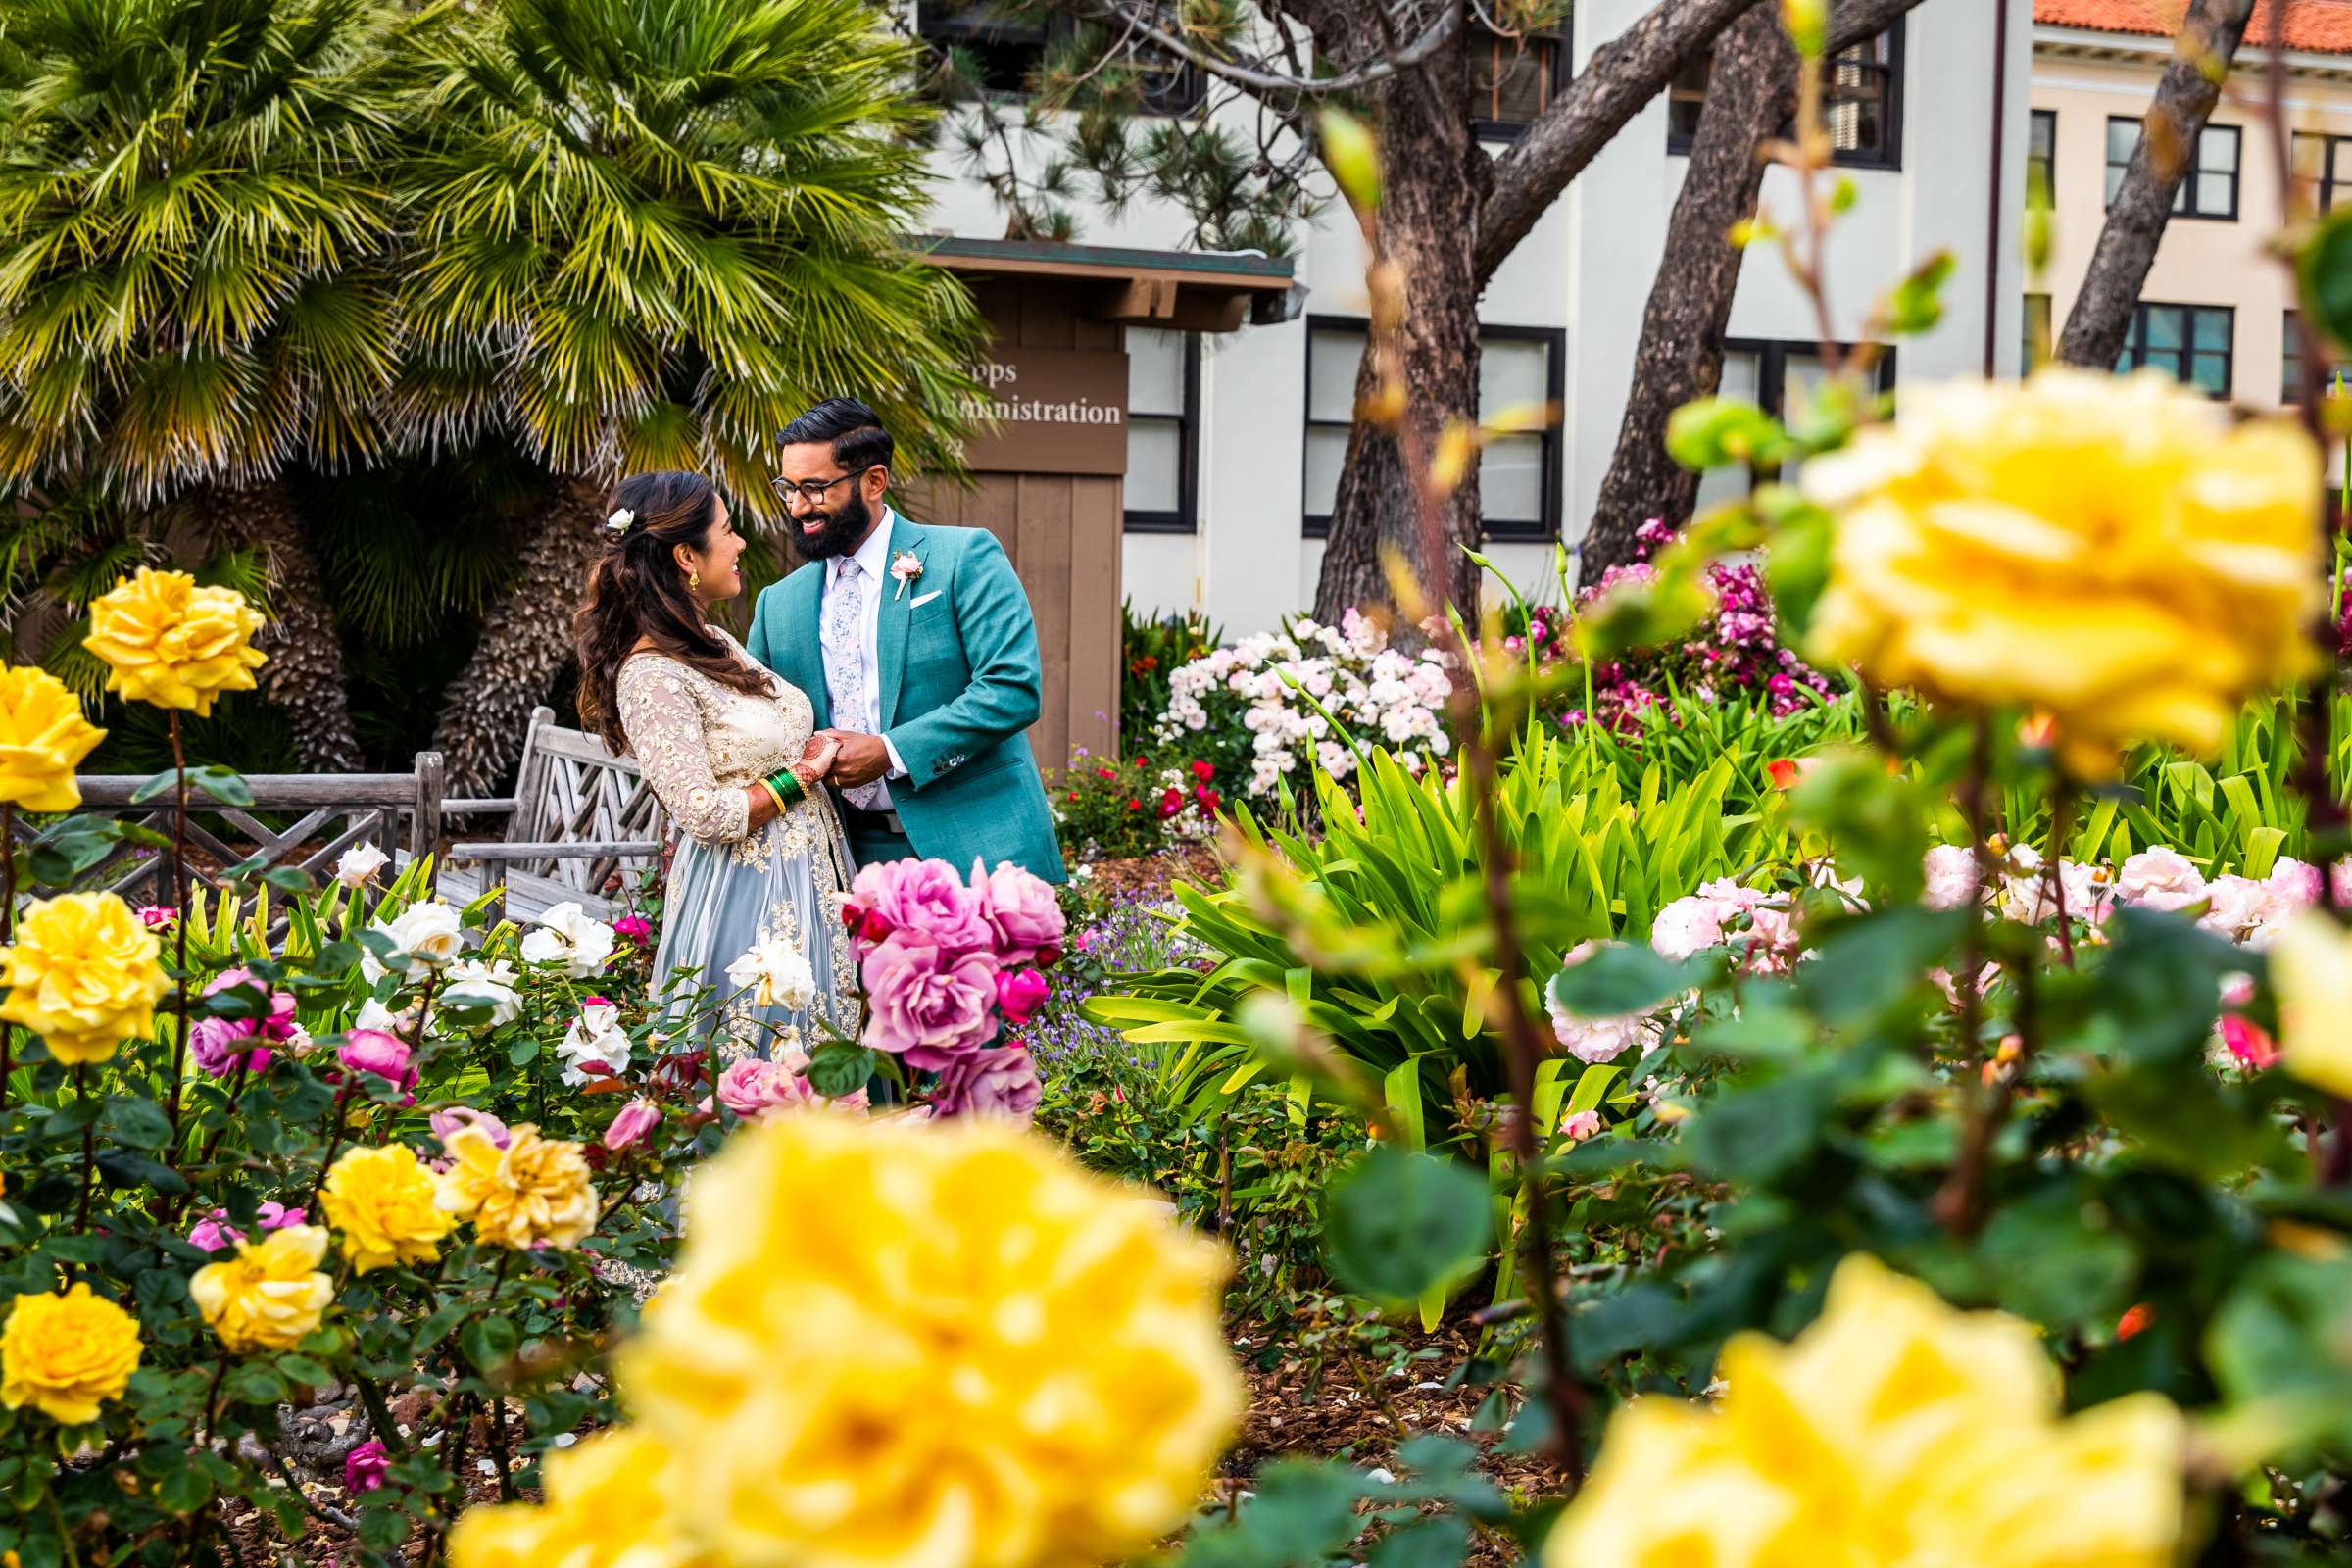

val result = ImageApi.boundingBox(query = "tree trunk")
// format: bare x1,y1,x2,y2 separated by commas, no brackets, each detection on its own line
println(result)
189,479,366,772
1581,0,1938,580
2056,0,2256,368
429,472,610,798
1311,27,1490,624
1582,10,1796,579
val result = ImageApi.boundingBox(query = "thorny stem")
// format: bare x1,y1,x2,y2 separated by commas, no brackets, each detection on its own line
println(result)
168,711,193,1143
354,1372,409,1458
73,1064,97,1241
1933,714,1998,1237
2044,789,2077,969
2,801,15,1112
198,1353,232,1446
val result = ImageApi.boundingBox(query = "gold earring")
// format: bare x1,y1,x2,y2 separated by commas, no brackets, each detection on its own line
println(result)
689,569,701,592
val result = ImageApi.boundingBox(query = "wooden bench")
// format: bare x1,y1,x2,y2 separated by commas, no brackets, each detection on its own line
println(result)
438,707,666,922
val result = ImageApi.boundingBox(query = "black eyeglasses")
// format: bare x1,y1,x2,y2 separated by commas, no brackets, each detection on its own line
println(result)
771,464,879,505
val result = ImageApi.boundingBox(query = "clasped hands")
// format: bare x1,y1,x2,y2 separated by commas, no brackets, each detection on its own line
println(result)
792,729,893,789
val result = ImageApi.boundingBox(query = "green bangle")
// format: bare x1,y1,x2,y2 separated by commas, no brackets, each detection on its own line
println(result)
767,768,805,806
759,778,786,816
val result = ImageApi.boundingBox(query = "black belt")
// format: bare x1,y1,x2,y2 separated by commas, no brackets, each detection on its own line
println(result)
838,804,906,836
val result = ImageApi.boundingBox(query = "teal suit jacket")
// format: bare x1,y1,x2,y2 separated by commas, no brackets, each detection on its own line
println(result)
744,511,1066,884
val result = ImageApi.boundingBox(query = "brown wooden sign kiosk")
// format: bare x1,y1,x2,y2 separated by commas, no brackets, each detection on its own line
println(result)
898,236,1298,766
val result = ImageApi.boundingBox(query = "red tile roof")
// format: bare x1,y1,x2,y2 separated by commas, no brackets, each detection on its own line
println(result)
2036,0,2352,55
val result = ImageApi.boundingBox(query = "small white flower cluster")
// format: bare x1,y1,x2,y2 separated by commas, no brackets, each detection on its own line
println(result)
1156,609,1454,798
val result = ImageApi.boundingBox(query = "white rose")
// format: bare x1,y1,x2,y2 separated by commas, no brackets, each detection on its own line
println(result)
520,901,617,979
1922,844,1980,911
363,900,464,983
334,843,390,888
556,1001,632,1086
724,931,817,1012
354,997,406,1034
439,957,522,1029
2117,848,2208,912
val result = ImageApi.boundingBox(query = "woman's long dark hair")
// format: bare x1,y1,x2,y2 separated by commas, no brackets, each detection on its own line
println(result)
574,470,772,754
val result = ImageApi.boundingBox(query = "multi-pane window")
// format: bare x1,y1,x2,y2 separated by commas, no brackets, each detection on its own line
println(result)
2285,310,2306,406
2115,303,2232,396
1469,18,1566,140
1124,329,1198,533
916,2,1059,97
2024,294,2051,373
2293,132,2352,214
1302,320,1563,541
2028,110,2056,205
1692,340,1896,514
2105,116,2239,218
1669,24,1902,167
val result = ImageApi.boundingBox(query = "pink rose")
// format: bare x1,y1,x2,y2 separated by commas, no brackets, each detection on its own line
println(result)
974,860,1066,966
603,1098,662,1152
339,1028,416,1089
187,1201,303,1253
430,1106,510,1152
716,1058,811,1117
2117,847,2207,912
2221,1015,2279,1070
1558,1110,1603,1142
846,858,992,956
932,1044,1042,1122
861,930,999,1069
189,1016,270,1078
136,905,175,929
256,1201,306,1230
996,967,1050,1025
345,1440,391,1494
613,914,654,944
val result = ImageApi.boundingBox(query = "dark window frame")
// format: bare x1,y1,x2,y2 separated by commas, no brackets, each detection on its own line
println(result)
1123,330,1201,534
2115,301,2234,397
1300,316,1566,543
1669,21,1905,170
2106,115,2240,220
2028,108,2057,205
2285,308,2306,406
1712,336,1899,492
1469,21,1567,143
2293,130,2352,214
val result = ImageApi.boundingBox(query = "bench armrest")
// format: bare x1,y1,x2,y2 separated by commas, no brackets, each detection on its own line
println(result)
446,840,662,861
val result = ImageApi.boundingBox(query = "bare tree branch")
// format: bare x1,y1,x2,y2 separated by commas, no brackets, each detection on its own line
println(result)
1073,0,1465,98
1476,0,1766,285
2056,0,2258,369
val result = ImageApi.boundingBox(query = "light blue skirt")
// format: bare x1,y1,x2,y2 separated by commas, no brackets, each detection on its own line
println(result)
648,794,862,1065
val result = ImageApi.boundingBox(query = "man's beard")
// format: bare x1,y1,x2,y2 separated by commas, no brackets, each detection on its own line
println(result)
792,486,875,562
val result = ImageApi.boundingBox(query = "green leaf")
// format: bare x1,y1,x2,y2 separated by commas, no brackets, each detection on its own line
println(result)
1682,1068,1838,1185
103,1096,173,1150
155,1461,215,1515
1320,1146,1490,1306
262,864,317,894
1368,1517,1470,1568
1977,1186,2136,1331
1796,906,1966,1027
1547,942,1710,1019
1665,397,1792,473
807,1041,877,1100
463,1315,519,1371
2300,208,2352,355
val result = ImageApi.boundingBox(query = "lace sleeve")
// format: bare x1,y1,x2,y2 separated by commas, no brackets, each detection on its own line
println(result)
614,657,750,846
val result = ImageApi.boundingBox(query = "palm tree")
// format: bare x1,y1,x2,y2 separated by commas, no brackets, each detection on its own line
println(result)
400,0,987,797
0,0,410,770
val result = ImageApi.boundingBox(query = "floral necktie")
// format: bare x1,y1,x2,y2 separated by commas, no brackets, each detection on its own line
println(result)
822,561,885,810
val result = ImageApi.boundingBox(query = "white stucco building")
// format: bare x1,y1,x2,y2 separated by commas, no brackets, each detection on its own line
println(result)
914,0,2033,634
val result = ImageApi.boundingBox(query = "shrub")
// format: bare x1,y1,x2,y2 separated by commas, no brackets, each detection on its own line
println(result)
1119,601,1220,749
1047,748,1220,863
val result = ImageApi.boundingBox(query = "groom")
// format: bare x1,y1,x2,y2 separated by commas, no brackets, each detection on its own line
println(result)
745,397,1066,885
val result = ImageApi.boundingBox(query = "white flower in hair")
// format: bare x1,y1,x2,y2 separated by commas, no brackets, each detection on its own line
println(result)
606,508,635,534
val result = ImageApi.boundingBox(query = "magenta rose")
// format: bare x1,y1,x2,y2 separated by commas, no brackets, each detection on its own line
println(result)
932,1044,1042,1122
860,929,1000,1069
189,1016,270,1078
847,858,992,956
429,1106,510,1152
339,1028,416,1090
716,1057,811,1117
613,913,654,945
995,967,1049,1025
187,1200,305,1253
345,1440,391,1494
603,1098,662,1152
974,861,1066,966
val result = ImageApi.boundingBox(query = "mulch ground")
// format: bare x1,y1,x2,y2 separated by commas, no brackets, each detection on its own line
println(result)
1077,838,1226,906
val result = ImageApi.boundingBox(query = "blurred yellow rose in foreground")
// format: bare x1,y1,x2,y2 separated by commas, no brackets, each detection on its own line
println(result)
451,1427,710,1568
435,1123,596,1250
189,1224,334,1352
1547,1253,2188,1568
321,1143,456,1274
1803,368,2321,776
1,1283,141,1425
0,891,168,1065
82,566,267,716
0,665,104,812
2270,913,2352,1098
618,1113,1242,1568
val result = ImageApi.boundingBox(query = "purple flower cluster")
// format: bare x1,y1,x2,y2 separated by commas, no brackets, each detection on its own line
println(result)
1556,519,1838,733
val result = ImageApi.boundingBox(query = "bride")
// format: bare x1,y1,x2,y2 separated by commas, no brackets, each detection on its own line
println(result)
573,469,858,1062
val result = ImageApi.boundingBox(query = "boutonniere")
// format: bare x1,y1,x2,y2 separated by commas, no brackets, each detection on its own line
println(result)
890,550,924,601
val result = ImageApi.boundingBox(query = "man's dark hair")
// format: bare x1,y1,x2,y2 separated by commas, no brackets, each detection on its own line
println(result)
779,397,894,474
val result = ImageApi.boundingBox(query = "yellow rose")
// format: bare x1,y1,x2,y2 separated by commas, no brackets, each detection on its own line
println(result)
435,1123,596,1251
1546,1253,2188,1568
1,1283,142,1425
189,1224,334,1352
82,567,267,717
1802,368,2322,776
450,1428,711,1568
2270,913,2352,1098
0,666,105,812
619,1113,1242,1568
0,892,169,1065
320,1144,456,1275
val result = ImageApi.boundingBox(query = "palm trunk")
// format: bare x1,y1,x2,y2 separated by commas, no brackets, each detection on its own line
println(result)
190,479,365,771
1310,30,1490,624
430,473,609,799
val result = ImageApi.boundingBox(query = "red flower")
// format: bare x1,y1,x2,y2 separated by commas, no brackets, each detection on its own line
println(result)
2116,1302,2155,1342
1195,789,1221,817
1190,760,1215,783
2221,1015,2278,1070
1095,766,1117,780
1125,798,1142,810
1766,759,1799,790
1157,787,1184,819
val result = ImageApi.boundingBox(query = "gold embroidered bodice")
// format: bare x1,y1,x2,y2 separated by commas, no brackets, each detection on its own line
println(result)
613,628,820,847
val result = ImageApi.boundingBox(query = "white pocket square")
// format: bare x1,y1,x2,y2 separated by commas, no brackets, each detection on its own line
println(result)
909,589,943,608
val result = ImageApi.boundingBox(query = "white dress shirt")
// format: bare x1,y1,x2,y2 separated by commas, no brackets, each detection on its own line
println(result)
820,507,909,805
